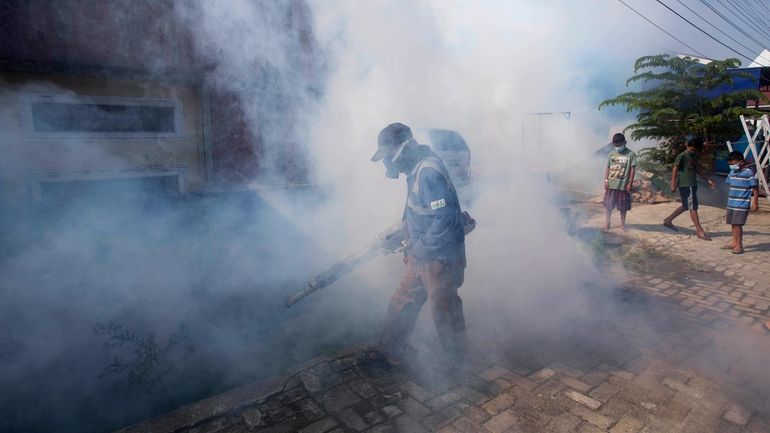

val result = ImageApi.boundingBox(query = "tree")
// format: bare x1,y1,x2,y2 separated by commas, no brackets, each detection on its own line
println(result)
599,54,767,167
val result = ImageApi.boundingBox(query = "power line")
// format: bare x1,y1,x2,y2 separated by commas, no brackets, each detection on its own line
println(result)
740,0,770,22
655,0,756,63
699,0,770,53
753,0,770,18
724,0,769,32
673,0,770,64
744,2,770,22
614,0,707,57
719,0,770,46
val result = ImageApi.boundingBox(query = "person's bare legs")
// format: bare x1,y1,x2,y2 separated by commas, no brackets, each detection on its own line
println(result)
689,210,710,239
620,210,628,231
733,224,744,253
604,208,612,231
663,206,685,230
723,225,738,249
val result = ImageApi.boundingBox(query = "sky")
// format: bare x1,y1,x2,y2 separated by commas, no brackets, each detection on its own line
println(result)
601,0,770,65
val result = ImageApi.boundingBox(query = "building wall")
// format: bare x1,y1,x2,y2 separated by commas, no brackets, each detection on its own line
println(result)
0,71,206,200
0,0,323,200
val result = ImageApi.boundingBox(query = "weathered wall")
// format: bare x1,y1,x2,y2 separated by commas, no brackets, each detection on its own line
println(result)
0,71,206,199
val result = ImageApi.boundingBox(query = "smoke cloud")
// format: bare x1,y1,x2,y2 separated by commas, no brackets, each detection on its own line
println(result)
3,1,764,433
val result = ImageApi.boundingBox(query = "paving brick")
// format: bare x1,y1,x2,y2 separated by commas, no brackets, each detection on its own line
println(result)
451,416,488,433
722,404,751,426
426,391,461,411
460,404,491,425
560,376,593,393
393,414,427,433
400,381,433,402
349,380,379,399
481,392,517,415
546,412,583,433
421,406,461,431
241,407,264,428
482,409,519,433
298,418,337,433
609,415,645,433
504,372,538,391
316,385,362,413
363,410,384,425
453,385,491,405
565,390,602,410
400,397,431,419
570,404,614,430
589,383,621,402
534,379,565,399
529,368,557,383
338,408,368,432
364,425,395,433
478,365,511,382
579,424,609,433
296,398,325,421
381,405,402,419
661,378,705,398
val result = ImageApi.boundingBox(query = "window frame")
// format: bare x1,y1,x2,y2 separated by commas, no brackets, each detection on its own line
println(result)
21,93,184,139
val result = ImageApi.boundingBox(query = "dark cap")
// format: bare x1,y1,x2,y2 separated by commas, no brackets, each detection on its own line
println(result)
371,123,413,161
612,133,626,144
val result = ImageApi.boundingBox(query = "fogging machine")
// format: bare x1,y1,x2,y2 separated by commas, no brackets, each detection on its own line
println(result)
284,211,476,307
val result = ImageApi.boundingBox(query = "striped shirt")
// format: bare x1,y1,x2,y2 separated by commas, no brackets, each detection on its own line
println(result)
725,167,758,211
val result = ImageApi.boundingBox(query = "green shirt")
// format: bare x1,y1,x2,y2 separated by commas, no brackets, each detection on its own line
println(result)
606,148,637,190
674,151,698,187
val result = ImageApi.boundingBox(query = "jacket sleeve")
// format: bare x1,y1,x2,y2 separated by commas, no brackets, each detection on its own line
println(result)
411,167,464,261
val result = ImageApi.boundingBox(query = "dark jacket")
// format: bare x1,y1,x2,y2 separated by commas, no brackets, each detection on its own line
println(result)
404,146,466,263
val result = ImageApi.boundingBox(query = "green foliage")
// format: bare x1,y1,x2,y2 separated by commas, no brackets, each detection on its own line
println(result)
599,54,767,165
93,320,194,407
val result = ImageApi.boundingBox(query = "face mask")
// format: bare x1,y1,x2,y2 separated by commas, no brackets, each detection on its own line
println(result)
729,163,740,171
384,158,400,179
383,139,410,179
615,145,626,152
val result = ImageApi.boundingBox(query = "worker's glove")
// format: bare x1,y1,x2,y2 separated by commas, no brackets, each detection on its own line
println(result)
394,239,411,253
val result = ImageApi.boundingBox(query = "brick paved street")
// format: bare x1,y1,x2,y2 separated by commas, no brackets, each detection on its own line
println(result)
118,204,770,433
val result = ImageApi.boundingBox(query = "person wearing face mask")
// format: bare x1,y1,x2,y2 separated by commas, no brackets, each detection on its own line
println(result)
662,135,716,239
603,133,637,231
370,122,467,368
722,151,759,254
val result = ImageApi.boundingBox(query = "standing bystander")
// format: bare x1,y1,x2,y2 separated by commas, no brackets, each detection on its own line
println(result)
603,133,637,232
721,151,759,254
662,135,716,239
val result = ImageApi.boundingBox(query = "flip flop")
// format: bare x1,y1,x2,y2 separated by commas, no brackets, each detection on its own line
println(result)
696,232,712,241
662,221,678,231
731,249,744,254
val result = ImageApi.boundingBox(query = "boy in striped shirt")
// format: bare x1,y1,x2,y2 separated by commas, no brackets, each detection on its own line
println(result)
723,151,759,254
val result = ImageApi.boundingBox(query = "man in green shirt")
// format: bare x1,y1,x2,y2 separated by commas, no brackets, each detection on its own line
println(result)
662,136,716,240
603,133,637,231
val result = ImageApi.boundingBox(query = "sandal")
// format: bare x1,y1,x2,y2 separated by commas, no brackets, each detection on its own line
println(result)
696,232,712,241
662,221,678,231
731,249,744,254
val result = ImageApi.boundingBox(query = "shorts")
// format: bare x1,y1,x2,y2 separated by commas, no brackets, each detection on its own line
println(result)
726,209,748,225
603,189,631,211
679,186,698,210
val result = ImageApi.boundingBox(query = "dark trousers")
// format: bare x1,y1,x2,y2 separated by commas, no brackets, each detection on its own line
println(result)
379,256,466,362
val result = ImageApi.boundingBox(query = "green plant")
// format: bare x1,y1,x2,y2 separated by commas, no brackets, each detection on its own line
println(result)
93,320,194,407
600,54,767,166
